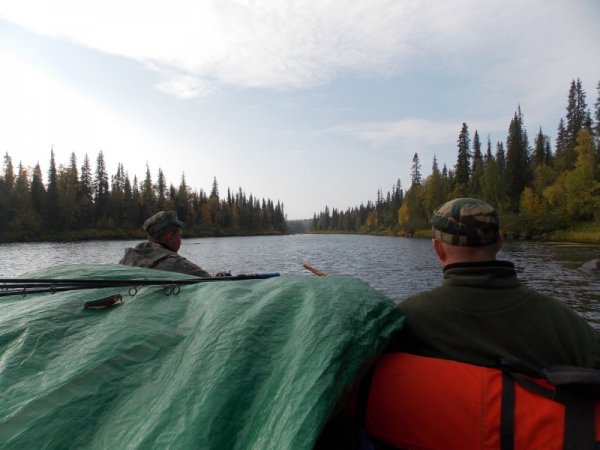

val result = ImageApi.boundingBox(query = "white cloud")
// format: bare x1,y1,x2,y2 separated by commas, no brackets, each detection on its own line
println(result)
4,0,596,100
155,74,216,99
325,117,508,150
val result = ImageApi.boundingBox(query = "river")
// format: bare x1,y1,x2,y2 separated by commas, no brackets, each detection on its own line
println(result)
1,234,599,327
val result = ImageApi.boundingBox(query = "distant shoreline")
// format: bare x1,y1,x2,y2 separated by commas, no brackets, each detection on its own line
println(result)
308,228,600,244
0,228,286,244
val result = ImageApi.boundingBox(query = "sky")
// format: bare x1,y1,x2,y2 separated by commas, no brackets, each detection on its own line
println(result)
0,1,599,220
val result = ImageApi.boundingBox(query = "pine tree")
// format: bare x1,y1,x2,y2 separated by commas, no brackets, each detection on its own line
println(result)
555,118,567,170
454,123,471,192
0,153,15,228
480,145,498,206
210,176,219,201
109,163,126,225
175,174,191,223
533,128,551,167
141,164,156,217
30,163,46,218
11,163,39,231
80,155,93,201
45,148,60,229
15,163,32,207
78,154,94,228
484,136,493,166
594,79,600,150
122,171,136,227
411,153,422,186
2,153,15,190
470,130,483,197
505,109,530,212
559,79,591,170
94,150,110,223
57,153,80,229
208,177,220,227
156,168,167,209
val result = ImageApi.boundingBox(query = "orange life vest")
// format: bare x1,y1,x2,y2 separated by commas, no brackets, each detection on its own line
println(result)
351,353,600,450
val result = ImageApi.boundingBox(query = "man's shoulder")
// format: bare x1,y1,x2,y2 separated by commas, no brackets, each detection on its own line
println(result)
154,253,211,277
134,241,168,251
400,287,445,312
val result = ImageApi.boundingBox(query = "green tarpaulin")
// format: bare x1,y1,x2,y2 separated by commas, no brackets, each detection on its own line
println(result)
0,264,404,449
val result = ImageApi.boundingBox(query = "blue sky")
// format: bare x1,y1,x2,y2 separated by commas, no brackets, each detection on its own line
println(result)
1,0,599,220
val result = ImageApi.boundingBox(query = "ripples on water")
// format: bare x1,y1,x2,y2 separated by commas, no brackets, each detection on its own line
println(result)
1,235,599,326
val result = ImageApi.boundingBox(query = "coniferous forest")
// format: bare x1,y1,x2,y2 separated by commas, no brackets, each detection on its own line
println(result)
0,152,287,242
311,79,600,240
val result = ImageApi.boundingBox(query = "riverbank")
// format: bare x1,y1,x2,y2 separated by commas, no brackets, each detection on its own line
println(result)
0,228,286,244
309,224,600,243
409,227,600,243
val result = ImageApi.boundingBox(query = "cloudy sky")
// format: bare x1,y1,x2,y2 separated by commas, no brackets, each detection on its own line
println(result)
1,0,599,219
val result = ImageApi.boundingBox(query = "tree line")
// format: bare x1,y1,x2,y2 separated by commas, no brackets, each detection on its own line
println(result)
311,79,600,238
0,151,287,241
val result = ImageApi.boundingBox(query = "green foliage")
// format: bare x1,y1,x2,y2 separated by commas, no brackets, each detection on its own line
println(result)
312,78,600,240
0,151,287,242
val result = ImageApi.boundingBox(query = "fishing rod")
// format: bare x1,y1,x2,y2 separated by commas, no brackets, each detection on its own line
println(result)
0,273,280,298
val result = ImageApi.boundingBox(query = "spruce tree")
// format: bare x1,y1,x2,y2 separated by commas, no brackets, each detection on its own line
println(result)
2,153,15,190
411,153,422,186
0,153,15,228
141,164,156,217
157,168,167,209
94,150,110,223
594,79,600,149
506,110,530,212
560,79,591,170
45,149,60,230
78,154,94,228
57,153,80,229
176,174,191,223
533,128,550,167
454,123,471,190
470,130,483,197
30,163,46,219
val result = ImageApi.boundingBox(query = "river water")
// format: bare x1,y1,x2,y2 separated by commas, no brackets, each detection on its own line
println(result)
1,234,599,327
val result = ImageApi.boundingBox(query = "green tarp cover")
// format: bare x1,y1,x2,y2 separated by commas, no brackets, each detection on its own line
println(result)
0,264,404,449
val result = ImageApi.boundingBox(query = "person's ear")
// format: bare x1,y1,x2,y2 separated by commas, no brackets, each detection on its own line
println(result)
432,239,447,263
496,233,504,252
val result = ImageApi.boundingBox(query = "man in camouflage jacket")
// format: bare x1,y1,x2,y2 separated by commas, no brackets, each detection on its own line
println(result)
119,210,212,277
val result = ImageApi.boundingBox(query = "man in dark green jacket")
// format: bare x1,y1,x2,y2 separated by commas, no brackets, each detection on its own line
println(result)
397,197,600,370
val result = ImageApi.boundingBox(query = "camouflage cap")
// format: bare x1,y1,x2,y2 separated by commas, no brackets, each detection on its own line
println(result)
143,211,185,236
431,198,499,246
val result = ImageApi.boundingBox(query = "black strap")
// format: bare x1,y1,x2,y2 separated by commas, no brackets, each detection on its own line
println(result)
510,371,559,401
500,370,515,450
502,365,599,450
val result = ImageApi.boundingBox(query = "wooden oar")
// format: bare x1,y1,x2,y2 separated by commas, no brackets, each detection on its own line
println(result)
302,263,328,277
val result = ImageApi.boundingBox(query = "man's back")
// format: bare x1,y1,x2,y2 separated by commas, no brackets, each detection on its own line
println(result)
397,260,600,369
120,242,211,277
